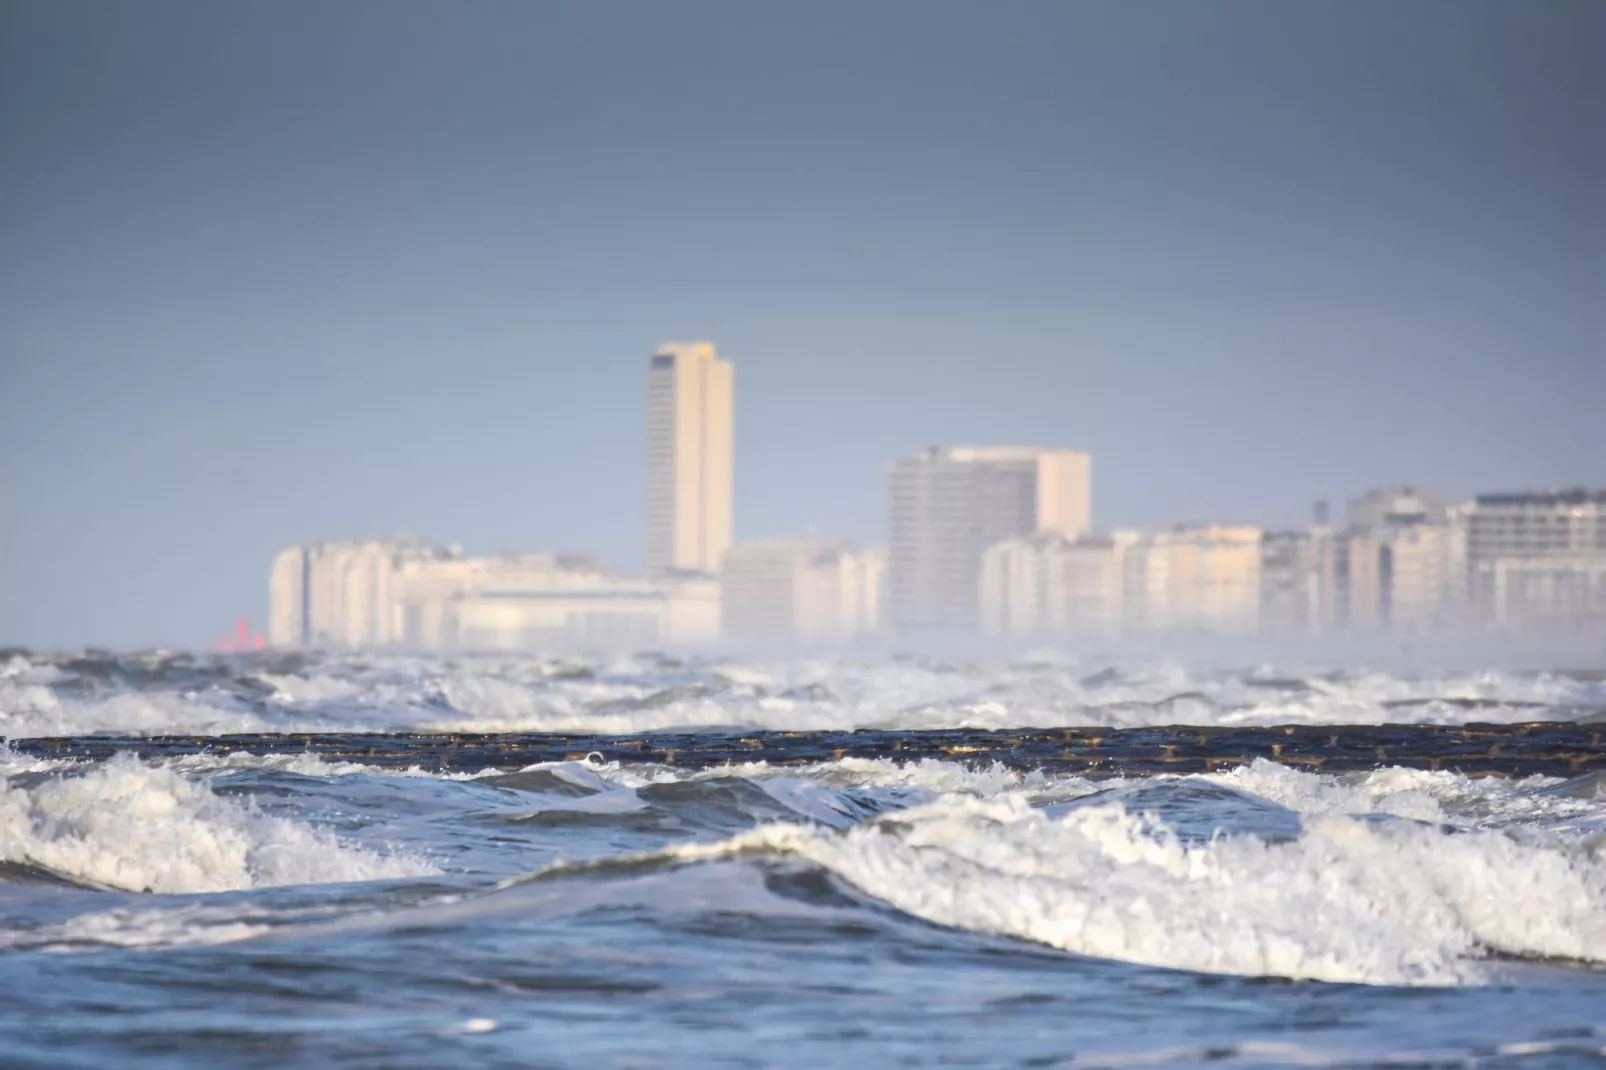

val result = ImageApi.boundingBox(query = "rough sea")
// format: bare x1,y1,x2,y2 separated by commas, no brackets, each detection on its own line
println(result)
1,649,1603,1068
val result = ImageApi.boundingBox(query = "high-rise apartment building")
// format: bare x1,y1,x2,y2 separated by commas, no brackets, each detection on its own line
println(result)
888,446,1091,631
1469,490,1606,633
646,342,733,574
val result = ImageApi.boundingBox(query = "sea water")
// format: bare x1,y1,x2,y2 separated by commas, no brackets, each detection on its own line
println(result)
1,650,1602,1067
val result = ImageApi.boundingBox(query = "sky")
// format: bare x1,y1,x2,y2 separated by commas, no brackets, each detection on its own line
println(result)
1,0,1602,649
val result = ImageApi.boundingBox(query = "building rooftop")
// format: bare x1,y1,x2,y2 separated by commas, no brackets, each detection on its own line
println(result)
909,445,1084,463
651,341,719,362
1475,489,1606,507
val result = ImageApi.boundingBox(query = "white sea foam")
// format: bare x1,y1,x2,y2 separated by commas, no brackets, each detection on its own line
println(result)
0,904,273,951
4,654,1600,736
0,755,437,893
401,659,1606,733
0,680,276,738
161,751,468,779
607,791,1606,986
1202,759,1606,830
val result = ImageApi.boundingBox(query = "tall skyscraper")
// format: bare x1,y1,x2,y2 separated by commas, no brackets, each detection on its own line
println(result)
888,446,1091,631
646,342,733,574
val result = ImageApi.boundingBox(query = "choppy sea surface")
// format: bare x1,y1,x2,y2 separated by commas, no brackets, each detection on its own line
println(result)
1,649,1604,1068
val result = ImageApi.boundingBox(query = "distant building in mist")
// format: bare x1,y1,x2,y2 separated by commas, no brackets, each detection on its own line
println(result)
1259,529,1325,634
722,540,884,643
1331,487,1468,634
1121,525,1262,634
1292,484,1606,637
888,446,1091,632
269,540,720,651
646,342,733,575
979,531,1130,638
436,560,720,650
1468,490,1606,633
268,537,447,648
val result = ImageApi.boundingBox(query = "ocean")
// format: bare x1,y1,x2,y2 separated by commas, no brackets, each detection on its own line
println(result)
1,649,1603,1068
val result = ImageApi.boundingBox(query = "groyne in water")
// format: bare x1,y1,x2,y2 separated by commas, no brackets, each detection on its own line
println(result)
8,722,1602,778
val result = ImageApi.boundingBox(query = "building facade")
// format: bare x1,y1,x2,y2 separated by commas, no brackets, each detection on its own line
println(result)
1259,530,1322,634
646,342,733,575
1468,490,1606,633
1333,486,1468,634
979,532,1127,638
449,570,720,651
1121,526,1262,634
887,446,1092,632
270,542,722,651
268,537,447,648
722,539,884,643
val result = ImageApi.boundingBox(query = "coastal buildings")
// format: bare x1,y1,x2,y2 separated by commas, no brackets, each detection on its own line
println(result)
267,537,448,648
269,542,720,651
1121,526,1263,634
1330,487,1469,634
646,342,733,575
1468,490,1606,633
888,446,1092,632
978,532,1129,638
1259,528,1326,634
265,334,1605,647
721,540,884,643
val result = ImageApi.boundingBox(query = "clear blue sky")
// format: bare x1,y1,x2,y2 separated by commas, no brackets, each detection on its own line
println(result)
1,0,1601,649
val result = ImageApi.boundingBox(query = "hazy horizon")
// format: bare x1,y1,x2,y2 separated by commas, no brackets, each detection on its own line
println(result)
2,0,1602,649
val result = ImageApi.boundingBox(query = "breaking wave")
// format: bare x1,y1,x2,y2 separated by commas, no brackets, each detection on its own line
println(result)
5,650,1602,736
0,754,437,893
505,779,1606,986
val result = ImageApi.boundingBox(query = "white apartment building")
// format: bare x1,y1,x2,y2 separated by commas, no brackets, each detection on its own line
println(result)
448,570,721,651
270,542,722,651
722,539,884,643
888,445,1092,632
1335,487,1470,634
267,537,447,648
1121,526,1262,634
1469,490,1606,633
979,532,1128,638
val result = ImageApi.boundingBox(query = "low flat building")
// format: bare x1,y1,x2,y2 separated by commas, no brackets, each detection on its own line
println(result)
452,571,720,651
270,543,721,650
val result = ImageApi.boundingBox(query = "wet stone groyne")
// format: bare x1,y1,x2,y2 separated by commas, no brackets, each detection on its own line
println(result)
7,722,1603,778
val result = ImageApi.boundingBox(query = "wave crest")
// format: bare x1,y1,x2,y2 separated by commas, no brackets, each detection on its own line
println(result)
539,791,1606,986
0,754,436,893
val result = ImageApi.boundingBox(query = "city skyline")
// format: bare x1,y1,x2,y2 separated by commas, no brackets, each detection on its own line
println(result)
2,1,1600,648
255,340,1604,650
